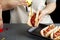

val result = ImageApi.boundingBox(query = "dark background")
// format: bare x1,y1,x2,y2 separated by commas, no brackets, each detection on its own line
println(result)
2,0,60,23
50,0,60,23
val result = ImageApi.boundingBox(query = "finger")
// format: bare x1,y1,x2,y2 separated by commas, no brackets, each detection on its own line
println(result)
0,5,2,19
20,0,25,1
0,21,3,29
35,11,41,27
8,0,20,6
20,0,26,3
18,0,28,6
35,13,44,27
38,13,45,23
0,5,3,29
35,17,40,27
20,1,28,6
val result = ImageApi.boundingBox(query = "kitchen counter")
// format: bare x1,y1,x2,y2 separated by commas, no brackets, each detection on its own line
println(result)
0,24,59,40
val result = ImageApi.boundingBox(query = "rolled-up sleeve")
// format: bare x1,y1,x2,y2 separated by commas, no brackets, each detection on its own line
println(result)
47,0,56,3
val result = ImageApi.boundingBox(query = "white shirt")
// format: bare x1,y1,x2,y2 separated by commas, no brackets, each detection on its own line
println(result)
10,0,56,24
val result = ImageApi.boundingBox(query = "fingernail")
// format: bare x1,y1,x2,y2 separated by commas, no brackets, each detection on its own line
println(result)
0,28,3,33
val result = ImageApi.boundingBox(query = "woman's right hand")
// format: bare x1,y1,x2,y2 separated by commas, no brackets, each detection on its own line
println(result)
0,0,27,11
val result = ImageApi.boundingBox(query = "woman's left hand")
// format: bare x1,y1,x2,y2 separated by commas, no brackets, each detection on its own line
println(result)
35,10,46,27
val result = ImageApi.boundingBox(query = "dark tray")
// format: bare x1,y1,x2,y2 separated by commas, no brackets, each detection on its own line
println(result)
27,24,52,40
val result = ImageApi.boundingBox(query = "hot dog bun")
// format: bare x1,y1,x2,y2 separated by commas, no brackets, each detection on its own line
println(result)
40,24,58,37
51,26,60,39
54,36,60,40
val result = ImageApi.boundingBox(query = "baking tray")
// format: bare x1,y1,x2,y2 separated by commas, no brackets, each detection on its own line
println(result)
27,24,52,40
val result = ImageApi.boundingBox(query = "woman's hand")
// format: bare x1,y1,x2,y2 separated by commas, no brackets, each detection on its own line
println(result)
0,5,3,29
0,20,3,29
35,10,46,27
27,10,46,27
0,0,27,11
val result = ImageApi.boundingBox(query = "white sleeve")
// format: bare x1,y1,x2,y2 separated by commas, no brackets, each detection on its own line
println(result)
38,0,46,11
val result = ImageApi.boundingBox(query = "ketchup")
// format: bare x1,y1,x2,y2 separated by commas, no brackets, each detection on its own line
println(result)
43,25,54,35
54,29,60,38
30,12,41,27
30,13,36,27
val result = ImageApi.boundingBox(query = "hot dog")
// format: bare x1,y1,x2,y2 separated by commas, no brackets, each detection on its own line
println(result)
54,36,60,40
40,24,58,37
27,8,41,27
51,26,60,39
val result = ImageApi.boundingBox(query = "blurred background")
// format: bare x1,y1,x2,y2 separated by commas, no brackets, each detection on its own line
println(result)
2,0,60,23
50,0,60,23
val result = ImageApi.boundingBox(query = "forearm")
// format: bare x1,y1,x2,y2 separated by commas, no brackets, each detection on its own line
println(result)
0,5,2,20
42,3,56,14
1,0,21,11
